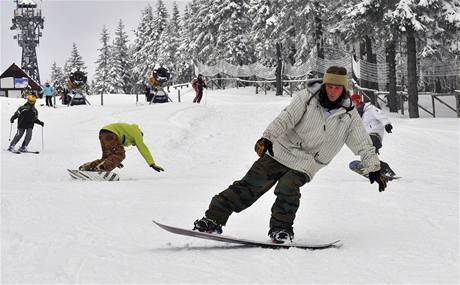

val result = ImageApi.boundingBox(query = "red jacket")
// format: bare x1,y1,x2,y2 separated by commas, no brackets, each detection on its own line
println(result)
192,78,206,93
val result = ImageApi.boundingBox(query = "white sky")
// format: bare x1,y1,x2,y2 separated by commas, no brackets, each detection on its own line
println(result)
0,0,190,84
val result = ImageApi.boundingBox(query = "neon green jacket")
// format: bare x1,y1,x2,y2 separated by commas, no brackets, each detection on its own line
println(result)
102,123,155,166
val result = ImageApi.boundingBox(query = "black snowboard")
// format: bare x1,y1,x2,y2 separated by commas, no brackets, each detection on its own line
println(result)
153,220,341,250
349,160,401,180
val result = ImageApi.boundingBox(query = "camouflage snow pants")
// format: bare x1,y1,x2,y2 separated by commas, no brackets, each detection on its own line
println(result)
79,130,125,172
205,154,310,231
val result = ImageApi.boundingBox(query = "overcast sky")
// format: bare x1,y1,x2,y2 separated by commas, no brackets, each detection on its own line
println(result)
0,0,190,84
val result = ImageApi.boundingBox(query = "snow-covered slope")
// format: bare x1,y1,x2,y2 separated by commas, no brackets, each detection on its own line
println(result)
1,87,458,283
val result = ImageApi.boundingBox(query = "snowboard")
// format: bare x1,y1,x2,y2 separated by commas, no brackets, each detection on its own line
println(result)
153,220,341,250
67,169,120,181
349,160,400,180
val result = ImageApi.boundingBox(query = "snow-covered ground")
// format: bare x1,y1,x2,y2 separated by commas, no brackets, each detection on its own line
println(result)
1,87,459,283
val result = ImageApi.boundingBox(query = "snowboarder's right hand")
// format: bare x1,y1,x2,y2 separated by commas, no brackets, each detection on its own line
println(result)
10,118,14,123
368,170,387,192
151,164,164,172
38,121,44,127
255,137,274,157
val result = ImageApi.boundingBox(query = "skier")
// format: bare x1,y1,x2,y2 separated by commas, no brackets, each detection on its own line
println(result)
192,74,207,103
350,94,396,177
41,82,55,107
193,66,387,243
79,123,164,173
8,95,45,152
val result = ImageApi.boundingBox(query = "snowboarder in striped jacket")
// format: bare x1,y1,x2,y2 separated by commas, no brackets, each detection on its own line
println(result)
193,66,387,243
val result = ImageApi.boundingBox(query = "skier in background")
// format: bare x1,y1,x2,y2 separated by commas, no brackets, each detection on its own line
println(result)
193,66,388,244
41,82,55,107
8,95,44,152
350,94,396,177
192,74,207,103
79,123,164,173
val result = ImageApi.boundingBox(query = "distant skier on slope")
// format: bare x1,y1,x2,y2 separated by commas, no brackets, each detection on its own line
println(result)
350,94,396,177
8,95,44,153
192,74,207,103
79,123,164,173
193,66,388,244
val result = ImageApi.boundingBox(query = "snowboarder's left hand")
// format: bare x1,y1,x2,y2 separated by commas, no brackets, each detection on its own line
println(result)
368,170,387,192
151,164,164,172
385,124,393,133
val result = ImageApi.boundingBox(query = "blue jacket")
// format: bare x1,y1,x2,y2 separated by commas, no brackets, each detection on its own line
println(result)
42,85,55,97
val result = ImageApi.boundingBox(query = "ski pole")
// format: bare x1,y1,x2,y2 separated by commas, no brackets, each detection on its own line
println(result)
9,123,13,141
205,88,208,105
41,125,44,151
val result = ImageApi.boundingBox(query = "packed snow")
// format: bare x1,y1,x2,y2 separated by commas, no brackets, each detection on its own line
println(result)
1,87,459,283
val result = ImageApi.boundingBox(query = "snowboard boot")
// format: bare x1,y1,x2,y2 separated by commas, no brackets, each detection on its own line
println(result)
268,227,294,244
193,216,223,234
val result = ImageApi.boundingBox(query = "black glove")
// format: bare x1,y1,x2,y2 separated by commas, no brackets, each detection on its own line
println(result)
369,170,388,192
151,164,164,172
10,118,14,123
385,124,393,133
254,137,274,157
38,121,44,127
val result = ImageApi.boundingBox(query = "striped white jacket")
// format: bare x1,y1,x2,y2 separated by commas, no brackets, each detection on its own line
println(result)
263,81,380,179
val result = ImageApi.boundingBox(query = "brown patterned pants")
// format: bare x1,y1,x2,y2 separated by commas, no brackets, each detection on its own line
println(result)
79,130,125,172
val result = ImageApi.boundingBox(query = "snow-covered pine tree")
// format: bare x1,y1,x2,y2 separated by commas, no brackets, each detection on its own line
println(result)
93,26,114,95
110,19,132,94
176,4,194,83
214,0,255,65
132,5,155,89
158,1,182,83
49,62,65,87
385,0,460,118
64,43,87,75
187,0,219,64
147,0,169,67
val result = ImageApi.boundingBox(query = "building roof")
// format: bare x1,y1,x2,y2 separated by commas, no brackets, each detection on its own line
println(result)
0,63,41,90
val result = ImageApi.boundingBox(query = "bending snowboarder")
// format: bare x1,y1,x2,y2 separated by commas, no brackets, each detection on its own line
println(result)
79,123,164,173
193,66,387,243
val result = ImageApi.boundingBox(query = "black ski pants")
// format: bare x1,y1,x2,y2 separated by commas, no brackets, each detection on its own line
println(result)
205,155,310,232
45,96,53,107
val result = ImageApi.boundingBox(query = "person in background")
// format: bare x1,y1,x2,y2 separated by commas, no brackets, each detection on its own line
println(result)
79,123,164,173
192,74,207,103
9,95,44,152
193,66,388,244
350,94,396,177
41,82,55,107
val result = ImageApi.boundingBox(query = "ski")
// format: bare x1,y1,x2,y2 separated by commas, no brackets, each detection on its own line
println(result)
19,150,40,154
153,220,341,250
5,149,21,154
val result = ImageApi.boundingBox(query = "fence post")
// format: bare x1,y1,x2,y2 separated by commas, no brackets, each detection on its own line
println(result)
178,89,181,102
400,92,404,115
456,91,460,118
431,94,436,118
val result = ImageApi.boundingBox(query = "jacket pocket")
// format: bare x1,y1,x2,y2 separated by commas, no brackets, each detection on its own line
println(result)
285,129,304,149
